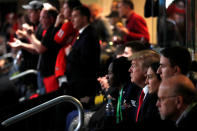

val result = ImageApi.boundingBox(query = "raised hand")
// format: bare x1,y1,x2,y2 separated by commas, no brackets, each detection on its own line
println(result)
55,13,65,27
7,38,22,50
97,75,109,91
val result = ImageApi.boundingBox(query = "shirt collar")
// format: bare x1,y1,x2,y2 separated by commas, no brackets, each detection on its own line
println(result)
79,24,89,34
143,85,149,100
166,18,176,25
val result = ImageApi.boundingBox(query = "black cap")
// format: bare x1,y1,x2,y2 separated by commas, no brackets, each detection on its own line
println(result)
106,11,119,18
22,0,43,10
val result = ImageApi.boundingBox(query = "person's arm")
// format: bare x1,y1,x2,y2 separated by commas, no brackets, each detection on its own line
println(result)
116,24,129,35
54,13,65,27
127,17,150,42
8,34,47,54
54,21,76,45
27,33,47,53
8,38,37,54
10,23,47,54
117,16,150,43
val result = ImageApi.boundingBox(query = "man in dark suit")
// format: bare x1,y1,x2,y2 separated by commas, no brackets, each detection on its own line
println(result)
55,6,101,131
157,74,197,129
66,5,100,99
128,50,165,129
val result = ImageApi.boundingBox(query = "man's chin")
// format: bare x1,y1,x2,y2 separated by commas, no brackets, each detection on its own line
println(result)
160,75,164,80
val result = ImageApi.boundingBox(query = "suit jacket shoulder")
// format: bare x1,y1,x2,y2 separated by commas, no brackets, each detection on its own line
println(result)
177,103,197,129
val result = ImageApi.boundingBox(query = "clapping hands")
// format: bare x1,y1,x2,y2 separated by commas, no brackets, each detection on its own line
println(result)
7,38,22,50
16,23,34,39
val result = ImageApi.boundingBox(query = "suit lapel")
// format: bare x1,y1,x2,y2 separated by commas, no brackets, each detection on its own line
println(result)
72,25,90,47
138,93,151,121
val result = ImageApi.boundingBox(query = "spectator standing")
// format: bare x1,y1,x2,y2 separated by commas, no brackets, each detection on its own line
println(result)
158,2,186,47
111,0,119,12
53,0,82,87
117,0,150,46
22,0,44,40
7,1,44,98
8,4,61,94
106,11,123,45
55,5,101,131
144,0,186,48
89,3,112,44
18,1,44,97
65,5,101,99
1,13,18,44
19,0,44,70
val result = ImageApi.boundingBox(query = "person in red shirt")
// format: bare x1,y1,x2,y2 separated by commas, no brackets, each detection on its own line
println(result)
53,0,82,87
117,0,150,46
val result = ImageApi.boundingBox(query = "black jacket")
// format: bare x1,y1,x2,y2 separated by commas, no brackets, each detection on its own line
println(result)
66,25,101,98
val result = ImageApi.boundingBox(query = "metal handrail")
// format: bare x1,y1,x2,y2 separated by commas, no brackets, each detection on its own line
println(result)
9,69,38,81
1,95,84,131
0,52,13,60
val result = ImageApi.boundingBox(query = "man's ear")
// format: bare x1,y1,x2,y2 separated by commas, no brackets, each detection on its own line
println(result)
176,96,184,110
174,65,181,74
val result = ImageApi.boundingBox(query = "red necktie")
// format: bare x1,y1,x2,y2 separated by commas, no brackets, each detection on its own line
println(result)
136,90,145,122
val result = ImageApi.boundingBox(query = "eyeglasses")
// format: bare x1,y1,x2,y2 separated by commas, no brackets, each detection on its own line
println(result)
157,95,177,103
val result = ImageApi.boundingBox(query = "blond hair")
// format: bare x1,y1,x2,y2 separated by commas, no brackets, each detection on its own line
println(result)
129,49,160,70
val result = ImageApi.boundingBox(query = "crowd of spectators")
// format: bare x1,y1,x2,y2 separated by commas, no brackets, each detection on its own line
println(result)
0,0,197,131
